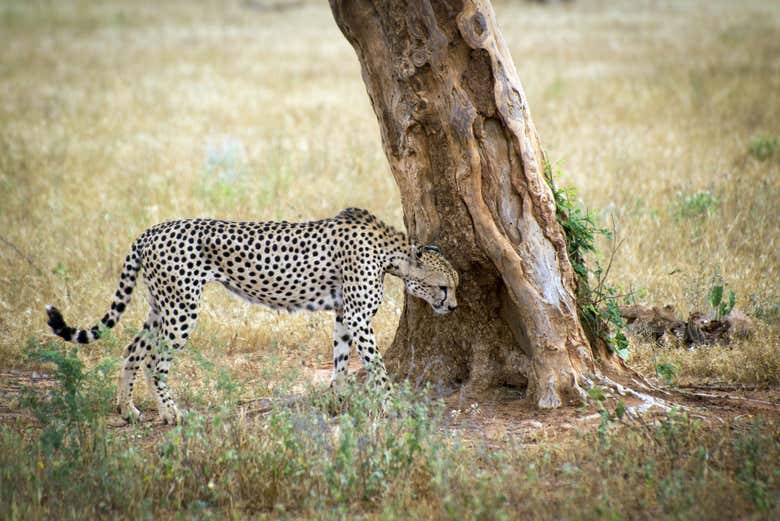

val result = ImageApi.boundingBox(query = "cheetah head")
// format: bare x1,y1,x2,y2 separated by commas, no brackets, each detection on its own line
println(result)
404,245,459,315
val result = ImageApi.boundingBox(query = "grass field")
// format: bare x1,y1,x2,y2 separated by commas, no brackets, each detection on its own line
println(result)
1,0,779,518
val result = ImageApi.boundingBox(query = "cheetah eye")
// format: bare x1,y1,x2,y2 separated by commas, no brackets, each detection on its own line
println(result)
439,285,447,291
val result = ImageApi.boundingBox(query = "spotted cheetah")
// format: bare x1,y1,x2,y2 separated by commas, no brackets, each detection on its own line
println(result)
45,208,459,424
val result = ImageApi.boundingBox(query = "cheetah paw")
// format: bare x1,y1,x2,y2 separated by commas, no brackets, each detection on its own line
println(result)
117,402,142,423
160,405,182,425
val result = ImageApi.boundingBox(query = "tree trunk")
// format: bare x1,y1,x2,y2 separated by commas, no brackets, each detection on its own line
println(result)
330,0,618,407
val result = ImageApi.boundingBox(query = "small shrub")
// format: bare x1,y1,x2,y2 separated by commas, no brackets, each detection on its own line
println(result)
51,261,69,280
708,281,736,320
655,361,679,386
751,294,780,323
546,162,631,359
586,386,626,445
672,189,718,220
21,337,116,456
748,135,780,161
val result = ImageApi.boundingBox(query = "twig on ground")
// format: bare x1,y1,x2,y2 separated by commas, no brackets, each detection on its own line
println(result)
671,387,777,406
0,234,45,274
680,382,761,392
236,393,305,416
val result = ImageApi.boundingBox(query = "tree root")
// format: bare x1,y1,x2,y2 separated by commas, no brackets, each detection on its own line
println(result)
669,387,777,406
624,374,777,408
585,375,673,416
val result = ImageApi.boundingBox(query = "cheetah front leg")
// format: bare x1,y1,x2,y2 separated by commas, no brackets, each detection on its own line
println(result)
343,306,392,394
330,309,352,387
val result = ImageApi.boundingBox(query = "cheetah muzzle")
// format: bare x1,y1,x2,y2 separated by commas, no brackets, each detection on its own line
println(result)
45,208,459,425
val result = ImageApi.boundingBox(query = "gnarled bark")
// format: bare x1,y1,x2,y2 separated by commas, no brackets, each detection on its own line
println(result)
330,0,619,407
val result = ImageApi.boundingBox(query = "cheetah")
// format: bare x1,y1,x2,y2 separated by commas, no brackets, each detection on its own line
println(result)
45,208,459,424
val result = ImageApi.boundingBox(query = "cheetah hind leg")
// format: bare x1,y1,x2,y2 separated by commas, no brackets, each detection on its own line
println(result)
148,338,184,425
146,344,183,425
149,297,200,425
116,312,159,422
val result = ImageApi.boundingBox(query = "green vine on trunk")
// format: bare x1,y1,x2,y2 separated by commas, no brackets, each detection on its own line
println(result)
544,162,630,359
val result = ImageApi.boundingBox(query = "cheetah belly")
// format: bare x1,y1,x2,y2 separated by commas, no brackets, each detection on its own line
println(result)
219,279,343,313
213,248,344,313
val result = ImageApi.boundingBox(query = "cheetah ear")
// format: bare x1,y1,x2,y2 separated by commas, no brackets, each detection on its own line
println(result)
400,245,426,278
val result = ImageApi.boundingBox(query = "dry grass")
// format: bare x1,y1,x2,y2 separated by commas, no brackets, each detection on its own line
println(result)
632,327,780,388
0,0,779,517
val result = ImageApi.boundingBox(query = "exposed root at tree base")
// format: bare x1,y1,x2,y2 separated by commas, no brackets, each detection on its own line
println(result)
587,375,673,415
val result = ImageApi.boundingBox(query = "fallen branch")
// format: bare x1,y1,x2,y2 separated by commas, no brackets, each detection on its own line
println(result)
236,393,305,416
632,375,777,407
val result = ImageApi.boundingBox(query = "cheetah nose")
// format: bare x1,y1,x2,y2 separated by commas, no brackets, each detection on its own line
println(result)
448,304,457,312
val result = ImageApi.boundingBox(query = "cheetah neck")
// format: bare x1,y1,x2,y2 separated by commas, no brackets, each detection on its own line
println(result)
382,228,414,279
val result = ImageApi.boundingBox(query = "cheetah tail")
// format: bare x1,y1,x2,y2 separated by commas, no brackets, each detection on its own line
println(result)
45,243,142,344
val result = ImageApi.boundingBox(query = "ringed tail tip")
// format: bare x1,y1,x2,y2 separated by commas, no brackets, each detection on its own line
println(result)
46,304,110,344
46,304,66,332
45,304,84,342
